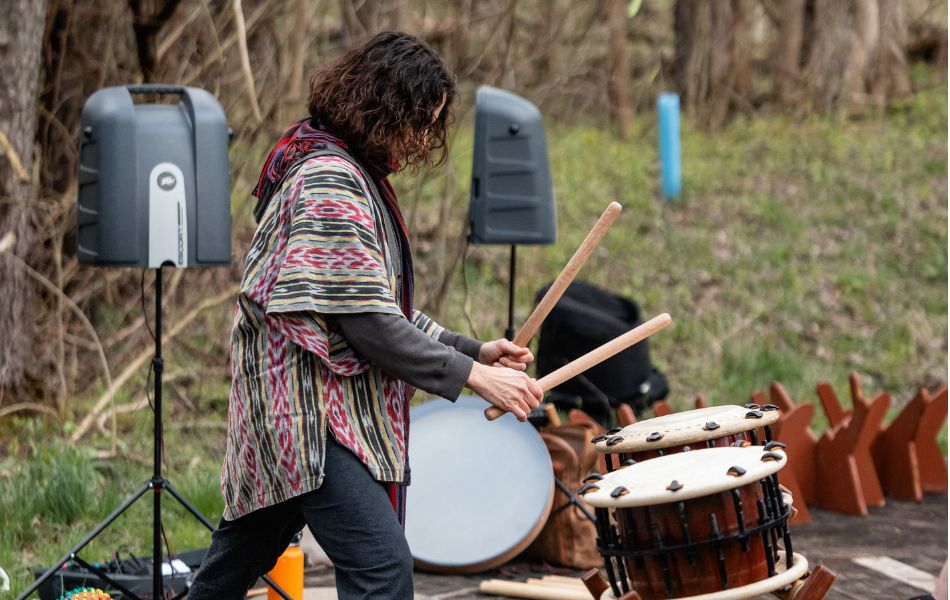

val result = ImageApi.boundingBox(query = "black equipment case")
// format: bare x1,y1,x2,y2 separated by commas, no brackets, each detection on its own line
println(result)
535,281,668,421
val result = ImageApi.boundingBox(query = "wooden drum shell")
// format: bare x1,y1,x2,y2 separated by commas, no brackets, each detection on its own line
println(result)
612,484,769,599
584,446,794,600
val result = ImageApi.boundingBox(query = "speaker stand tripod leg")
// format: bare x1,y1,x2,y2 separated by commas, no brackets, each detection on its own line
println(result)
505,244,517,341
15,483,152,600
165,481,215,530
70,555,142,599
20,270,294,600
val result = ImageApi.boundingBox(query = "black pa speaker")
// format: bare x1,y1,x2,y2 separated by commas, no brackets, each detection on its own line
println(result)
469,86,556,245
77,84,231,268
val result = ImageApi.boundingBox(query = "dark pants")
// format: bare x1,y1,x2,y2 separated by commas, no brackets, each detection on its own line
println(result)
188,436,413,599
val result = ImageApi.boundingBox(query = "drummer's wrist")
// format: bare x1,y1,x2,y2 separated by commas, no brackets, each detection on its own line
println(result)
466,361,487,392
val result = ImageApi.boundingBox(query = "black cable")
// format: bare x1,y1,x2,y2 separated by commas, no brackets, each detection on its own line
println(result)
460,240,480,341
145,360,154,412
161,520,177,591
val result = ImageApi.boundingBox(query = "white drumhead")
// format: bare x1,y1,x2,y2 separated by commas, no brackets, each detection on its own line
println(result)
405,395,554,573
584,445,786,508
593,405,780,453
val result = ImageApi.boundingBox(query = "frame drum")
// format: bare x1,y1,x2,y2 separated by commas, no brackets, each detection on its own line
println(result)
592,404,781,468
583,446,805,600
405,395,554,573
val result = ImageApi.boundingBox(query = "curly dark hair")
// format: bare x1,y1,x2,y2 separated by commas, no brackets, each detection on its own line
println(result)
307,31,457,170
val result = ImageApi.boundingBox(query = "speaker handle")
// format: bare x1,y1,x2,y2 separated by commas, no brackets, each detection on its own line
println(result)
126,84,187,96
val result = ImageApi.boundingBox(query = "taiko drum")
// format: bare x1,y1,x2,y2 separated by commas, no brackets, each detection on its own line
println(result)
581,446,807,600
591,404,781,469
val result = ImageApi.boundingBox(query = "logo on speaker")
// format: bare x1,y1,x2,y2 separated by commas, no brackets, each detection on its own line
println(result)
157,172,177,191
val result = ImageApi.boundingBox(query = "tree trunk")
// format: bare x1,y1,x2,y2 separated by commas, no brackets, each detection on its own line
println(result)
848,0,880,100
803,0,911,112
907,20,947,70
353,0,379,33
450,0,472,73
803,0,855,112
530,0,561,86
498,0,519,89
0,0,47,392
606,0,633,140
673,0,752,128
869,0,913,103
775,0,806,104
286,0,312,108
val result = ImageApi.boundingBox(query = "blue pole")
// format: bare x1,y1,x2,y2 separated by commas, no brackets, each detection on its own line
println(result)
657,93,682,200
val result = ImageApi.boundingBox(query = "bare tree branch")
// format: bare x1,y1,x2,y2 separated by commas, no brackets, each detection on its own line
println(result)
232,0,263,122
69,286,237,444
0,129,29,182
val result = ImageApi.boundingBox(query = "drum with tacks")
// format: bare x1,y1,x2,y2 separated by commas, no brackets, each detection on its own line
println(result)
582,445,805,600
591,404,782,470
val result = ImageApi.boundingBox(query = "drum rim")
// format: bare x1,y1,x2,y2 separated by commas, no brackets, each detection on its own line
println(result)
599,551,810,600
593,405,780,453
413,488,554,574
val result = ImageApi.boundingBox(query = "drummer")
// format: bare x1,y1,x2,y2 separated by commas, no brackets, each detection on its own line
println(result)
188,32,543,599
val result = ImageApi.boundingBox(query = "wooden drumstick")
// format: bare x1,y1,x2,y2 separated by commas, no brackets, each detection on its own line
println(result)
484,313,672,421
512,202,622,347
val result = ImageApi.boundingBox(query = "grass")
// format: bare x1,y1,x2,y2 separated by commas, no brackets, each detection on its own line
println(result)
0,421,225,595
419,76,947,424
1,71,946,596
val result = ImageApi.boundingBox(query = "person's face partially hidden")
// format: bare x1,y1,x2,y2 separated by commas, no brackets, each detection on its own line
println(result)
423,93,448,147
398,93,447,164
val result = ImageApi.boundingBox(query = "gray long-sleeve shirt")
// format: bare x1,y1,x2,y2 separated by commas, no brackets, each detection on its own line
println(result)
333,313,482,400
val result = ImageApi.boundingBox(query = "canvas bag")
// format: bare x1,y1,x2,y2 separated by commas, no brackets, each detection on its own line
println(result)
526,424,604,569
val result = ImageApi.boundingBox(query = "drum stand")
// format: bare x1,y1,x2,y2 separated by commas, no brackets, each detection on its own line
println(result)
773,564,836,600
17,269,291,600
553,479,597,524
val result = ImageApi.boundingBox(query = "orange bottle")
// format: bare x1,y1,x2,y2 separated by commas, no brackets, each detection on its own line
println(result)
267,543,304,600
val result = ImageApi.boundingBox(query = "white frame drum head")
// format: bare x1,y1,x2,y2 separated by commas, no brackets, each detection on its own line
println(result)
405,396,554,573
593,405,780,453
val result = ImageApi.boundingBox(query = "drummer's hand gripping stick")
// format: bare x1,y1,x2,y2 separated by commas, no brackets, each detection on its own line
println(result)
484,313,673,421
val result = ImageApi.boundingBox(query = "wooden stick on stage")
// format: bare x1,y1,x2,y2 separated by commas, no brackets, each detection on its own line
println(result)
485,313,672,421
513,202,622,348
479,579,592,600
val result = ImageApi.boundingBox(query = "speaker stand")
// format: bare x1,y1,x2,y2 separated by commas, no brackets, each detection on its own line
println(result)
505,245,517,341
18,268,291,600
